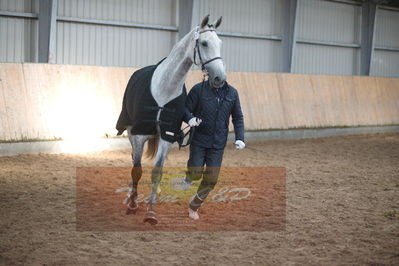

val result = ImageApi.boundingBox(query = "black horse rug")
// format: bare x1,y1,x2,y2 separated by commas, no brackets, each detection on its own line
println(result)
116,61,187,143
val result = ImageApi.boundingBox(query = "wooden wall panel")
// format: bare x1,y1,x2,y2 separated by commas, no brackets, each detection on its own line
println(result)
0,64,11,140
0,64,29,140
375,77,399,125
0,62,398,141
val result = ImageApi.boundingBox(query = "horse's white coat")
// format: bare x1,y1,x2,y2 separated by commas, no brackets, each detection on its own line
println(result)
151,25,225,107
150,27,196,107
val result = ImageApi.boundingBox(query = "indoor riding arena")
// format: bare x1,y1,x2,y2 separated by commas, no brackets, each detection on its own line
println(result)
1,0,398,265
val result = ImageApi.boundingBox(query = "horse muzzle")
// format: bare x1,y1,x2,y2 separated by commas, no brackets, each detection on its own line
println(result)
210,75,226,88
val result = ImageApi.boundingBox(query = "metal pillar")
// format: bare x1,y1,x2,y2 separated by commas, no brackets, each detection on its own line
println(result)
190,0,200,29
38,0,57,63
360,0,377,76
178,0,200,40
281,0,298,73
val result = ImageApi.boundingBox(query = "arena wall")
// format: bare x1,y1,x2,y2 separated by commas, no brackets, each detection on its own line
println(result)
0,62,398,141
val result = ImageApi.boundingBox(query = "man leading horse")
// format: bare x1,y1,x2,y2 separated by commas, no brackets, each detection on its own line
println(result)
180,71,245,220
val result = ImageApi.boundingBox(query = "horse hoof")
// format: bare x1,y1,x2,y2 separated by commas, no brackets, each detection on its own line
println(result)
126,201,138,215
126,207,138,215
143,211,158,225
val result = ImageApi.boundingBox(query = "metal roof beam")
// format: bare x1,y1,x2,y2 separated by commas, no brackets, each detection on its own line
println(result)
378,5,399,12
374,45,399,52
57,16,178,31
218,31,282,41
323,0,362,6
297,39,360,48
0,10,38,19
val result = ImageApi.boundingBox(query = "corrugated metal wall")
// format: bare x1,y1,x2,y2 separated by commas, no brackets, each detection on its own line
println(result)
0,0,38,62
56,22,176,67
58,0,176,25
56,0,177,67
220,37,281,72
0,0,37,12
0,0,398,77
372,8,399,77
293,0,361,75
197,0,283,72
294,44,360,75
297,0,361,43
200,0,282,35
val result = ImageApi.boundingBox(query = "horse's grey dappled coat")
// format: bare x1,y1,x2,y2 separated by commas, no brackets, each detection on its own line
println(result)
116,60,187,143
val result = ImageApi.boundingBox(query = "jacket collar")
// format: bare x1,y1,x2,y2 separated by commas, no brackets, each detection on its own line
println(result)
208,80,229,90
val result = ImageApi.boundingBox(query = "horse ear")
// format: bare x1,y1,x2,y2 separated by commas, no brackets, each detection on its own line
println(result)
214,16,222,29
200,14,210,28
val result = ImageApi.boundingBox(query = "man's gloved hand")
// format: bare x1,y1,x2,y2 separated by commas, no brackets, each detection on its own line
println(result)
235,140,245,150
188,117,202,127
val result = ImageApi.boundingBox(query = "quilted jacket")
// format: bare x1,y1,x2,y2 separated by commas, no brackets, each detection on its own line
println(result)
184,80,245,149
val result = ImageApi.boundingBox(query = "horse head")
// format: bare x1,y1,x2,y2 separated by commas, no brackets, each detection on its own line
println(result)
193,15,226,88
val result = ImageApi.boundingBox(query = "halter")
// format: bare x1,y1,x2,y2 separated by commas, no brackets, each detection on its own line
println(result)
193,28,223,72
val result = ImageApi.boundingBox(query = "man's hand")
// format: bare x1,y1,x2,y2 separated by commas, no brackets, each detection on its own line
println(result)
235,140,245,150
188,117,202,127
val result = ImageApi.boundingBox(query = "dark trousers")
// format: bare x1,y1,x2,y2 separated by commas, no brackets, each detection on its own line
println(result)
186,144,225,210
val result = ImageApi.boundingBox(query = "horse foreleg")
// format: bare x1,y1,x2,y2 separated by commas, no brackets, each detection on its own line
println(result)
126,164,142,214
143,166,161,225
144,139,172,225
127,132,150,214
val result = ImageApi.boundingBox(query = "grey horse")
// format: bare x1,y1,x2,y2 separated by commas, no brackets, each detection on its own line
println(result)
121,15,226,225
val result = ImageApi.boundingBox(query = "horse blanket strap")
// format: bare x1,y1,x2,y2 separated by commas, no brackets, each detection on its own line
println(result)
176,125,195,149
141,119,173,126
144,106,176,112
116,59,187,143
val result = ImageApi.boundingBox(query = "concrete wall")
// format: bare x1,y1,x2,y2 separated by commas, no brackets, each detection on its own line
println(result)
0,62,398,142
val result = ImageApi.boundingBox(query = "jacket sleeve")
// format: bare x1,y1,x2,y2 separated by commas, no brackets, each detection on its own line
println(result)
232,91,245,142
183,84,200,123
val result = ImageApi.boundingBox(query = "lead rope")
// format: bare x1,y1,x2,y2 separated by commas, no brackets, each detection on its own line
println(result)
178,72,207,149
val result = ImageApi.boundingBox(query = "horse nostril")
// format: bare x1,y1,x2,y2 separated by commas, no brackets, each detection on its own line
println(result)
214,76,221,83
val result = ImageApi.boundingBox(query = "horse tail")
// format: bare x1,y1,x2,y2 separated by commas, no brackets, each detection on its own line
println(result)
145,135,159,159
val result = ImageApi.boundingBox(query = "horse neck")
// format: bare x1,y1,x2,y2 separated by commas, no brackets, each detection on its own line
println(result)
151,30,195,106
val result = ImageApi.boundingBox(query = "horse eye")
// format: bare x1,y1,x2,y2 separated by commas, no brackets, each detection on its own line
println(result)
201,41,208,47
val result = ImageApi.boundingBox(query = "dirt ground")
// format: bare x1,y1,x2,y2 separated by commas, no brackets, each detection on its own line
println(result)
75,166,285,232
1,133,398,265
